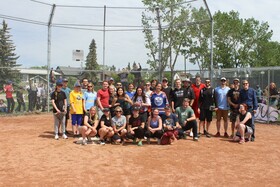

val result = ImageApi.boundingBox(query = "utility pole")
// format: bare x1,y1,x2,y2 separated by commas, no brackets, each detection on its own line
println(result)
155,7,162,82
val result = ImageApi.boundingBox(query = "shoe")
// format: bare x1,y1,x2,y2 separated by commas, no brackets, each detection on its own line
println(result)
230,134,234,138
65,130,70,135
193,137,199,141
204,131,211,138
62,134,68,139
137,140,143,146
147,138,151,144
55,134,59,140
239,138,245,144
82,138,87,145
224,132,229,138
189,131,193,137
214,132,220,137
183,132,187,139
133,138,137,144
100,140,105,145
251,137,255,142
157,139,161,145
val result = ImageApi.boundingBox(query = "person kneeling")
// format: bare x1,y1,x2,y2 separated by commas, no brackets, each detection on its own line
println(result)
145,108,163,144
79,106,98,145
98,108,114,145
127,106,145,146
161,107,180,145
233,103,253,144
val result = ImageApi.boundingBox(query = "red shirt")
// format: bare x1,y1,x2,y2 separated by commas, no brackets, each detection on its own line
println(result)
4,85,13,98
192,83,206,117
97,88,109,108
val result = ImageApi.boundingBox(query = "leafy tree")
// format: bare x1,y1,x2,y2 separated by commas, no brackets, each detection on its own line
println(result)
85,39,99,82
0,20,20,85
30,65,48,69
142,0,192,85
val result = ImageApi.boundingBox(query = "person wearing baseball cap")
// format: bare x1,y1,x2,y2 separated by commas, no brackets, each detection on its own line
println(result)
227,78,241,138
162,78,172,106
70,81,84,137
214,77,230,138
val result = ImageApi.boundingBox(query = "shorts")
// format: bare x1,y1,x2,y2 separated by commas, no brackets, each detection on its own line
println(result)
216,109,228,121
235,126,253,137
71,114,83,126
199,108,213,122
229,110,239,123
65,106,70,120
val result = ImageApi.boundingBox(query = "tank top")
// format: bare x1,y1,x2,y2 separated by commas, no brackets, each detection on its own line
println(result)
239,112,252,127
150,116,160,128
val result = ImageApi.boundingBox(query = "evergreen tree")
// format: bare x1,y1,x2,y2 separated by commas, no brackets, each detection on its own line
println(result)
85,39,98,82
0,20,20,85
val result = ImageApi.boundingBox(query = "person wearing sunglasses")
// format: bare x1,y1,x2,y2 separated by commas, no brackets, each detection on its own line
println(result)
98,108,114,145
239,80,258,142
214,77,230,138
83,83,97,113
111,106,127,144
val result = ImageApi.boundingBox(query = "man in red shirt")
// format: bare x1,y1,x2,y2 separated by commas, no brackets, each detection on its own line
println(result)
96,80,110,119
3,81,15,113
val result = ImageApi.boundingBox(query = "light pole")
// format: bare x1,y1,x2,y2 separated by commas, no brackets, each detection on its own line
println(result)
261,71,265,89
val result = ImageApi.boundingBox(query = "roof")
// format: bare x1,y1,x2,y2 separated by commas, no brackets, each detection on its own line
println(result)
56,66,83,76
15,68,60,75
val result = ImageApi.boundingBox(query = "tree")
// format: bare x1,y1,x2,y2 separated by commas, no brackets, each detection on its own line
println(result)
85,39,98,83
142,0,192,85
0,20,20,85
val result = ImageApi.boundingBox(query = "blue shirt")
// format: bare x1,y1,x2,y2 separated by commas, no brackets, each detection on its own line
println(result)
125,91,135,99
239,88,258,110
61,87,71,106
215,86,230,110
83,91,97,110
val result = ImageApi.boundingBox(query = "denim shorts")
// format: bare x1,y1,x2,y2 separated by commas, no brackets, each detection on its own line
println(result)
71,114,83,126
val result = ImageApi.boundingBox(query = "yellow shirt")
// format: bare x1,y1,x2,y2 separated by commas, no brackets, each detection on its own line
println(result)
70,91,83,114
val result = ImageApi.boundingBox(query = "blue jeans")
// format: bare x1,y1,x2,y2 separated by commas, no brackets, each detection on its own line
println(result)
248,108,255,139
7,98,15,113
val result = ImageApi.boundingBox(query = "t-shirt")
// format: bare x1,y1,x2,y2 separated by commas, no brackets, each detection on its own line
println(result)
199,87,215,109
112,115,126,129
149,116,161,129
129,115,145,128
51,90,67,113
172,87,194,109
99,114,112,127
214,86,230,110
161,113,178,128
162,86,172,105
133,95,151,112
175,106,194,126
83,91,97,110
150,92,169,115
85,113,98,127
61,87,71,106
69,90,83,114
125,91,135,99
4,85,13,98
227,88,240,110
97,88,110,108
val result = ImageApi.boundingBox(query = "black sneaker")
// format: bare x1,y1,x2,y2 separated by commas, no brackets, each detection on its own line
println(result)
251,137,255,142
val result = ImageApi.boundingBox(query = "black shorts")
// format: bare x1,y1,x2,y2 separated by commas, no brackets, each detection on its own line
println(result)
199,108,213,122
65,106,70,120
230,110,239,122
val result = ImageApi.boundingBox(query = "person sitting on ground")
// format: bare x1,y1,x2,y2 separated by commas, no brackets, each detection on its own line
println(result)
127,105,146,146
233,103,253,144
145,108,163,144
98,108,114,145
0,99,8,113
79,106,99,145
111,106,127,144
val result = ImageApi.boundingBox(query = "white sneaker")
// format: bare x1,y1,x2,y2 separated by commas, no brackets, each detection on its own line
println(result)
62,134,68,139
189,131,193,137
55,134,59,140
82,138,87,145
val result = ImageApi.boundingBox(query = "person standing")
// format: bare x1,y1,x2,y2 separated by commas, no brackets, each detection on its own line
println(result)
3,81,15,113
162,77,172,106
255,85,263,103
176,98,199,141
214,77,230,137
70,82,84,136
61,78,71,133
96,81,110,118
83,82,97,112
132,86,151,122
41,84,47,112
150,83,169,117
51,80,67,140
191,76,205,118
81,78,89,93
239,80,258,141
15,86,26,112
198,79,215,137
125,83,135,99
36,84,43,110
227,78,241,138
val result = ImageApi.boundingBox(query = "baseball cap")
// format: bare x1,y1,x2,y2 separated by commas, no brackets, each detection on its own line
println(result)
220,77,227,81
56,80,63,86
233,78,240,82
63,78,68,82
74,82,81,87
182,78,191,82
162,77,168,82
132,106,140,111
102,108,110,112
109,77,114,81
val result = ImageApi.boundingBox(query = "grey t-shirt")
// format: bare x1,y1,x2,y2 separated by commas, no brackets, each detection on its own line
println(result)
112,115,126,129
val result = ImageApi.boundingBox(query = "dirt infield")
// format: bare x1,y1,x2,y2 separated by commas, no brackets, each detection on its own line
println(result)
0,114,280,186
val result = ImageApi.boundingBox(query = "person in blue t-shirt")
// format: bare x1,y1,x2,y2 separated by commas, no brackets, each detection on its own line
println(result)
214,77,230,138
83,82,97,112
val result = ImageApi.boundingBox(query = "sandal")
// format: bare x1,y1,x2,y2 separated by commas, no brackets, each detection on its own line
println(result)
239,138,245,144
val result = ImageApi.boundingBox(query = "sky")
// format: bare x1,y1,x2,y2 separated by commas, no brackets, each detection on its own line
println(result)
0,0,279,71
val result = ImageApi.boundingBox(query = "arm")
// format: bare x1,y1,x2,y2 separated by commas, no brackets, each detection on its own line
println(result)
51,99,60,113
125,95,133,105
240,112,252,124
83,116,93,129
92,119,99,130
252,89,258,112
185,113,196,123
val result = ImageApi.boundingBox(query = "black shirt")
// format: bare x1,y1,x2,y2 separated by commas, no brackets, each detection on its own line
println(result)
129,115,145,128
172,87,195,109
199,87,215,109
227,88,240,110
51,90,66,113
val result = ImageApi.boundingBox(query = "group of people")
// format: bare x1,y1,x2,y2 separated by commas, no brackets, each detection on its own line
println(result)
1,80,47,113
51,75,258,146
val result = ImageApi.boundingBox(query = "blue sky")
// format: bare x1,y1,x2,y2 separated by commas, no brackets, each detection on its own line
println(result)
0,0,279,70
